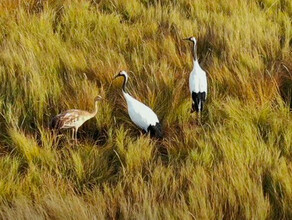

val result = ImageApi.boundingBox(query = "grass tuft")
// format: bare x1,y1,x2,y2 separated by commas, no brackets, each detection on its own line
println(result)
0,0,291,218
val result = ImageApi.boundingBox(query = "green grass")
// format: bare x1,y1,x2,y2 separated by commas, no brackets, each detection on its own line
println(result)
0,0,291,219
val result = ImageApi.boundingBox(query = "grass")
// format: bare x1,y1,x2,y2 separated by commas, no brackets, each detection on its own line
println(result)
0,0,291,219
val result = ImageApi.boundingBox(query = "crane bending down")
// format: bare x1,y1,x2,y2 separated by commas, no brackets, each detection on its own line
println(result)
114,71,162,138
50,95,103,143
183,36,207,113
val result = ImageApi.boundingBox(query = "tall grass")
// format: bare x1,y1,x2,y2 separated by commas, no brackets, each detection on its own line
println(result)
0,0,291,219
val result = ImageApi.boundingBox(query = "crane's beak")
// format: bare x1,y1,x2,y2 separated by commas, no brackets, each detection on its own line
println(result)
113,73,122,80
183,38,190,41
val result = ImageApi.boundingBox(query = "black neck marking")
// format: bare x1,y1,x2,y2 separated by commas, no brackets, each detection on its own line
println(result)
192,41,198,61
121,74,127,93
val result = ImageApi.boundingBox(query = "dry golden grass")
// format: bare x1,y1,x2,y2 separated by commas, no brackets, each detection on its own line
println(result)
0,0,291,219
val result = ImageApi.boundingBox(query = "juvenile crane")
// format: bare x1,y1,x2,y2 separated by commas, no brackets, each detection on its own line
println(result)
114,71,162,138
183,36,207,113
50,95,103,143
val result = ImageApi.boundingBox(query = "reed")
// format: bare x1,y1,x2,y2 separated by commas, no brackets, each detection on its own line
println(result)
0,0,291,218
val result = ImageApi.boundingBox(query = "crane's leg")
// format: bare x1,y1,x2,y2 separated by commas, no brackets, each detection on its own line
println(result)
198,112,202,125
75,127,78,144
197,101,203,125
71,128,75,141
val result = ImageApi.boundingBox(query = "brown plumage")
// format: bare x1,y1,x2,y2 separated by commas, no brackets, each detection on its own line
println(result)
50,95,103,142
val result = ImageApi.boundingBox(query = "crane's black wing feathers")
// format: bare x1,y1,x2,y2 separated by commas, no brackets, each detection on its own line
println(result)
192,92,206,113
147,122,163,139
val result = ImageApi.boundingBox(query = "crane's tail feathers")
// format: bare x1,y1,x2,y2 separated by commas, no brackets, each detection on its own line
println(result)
49,116,63,130
191,92,206,113
147,123,163,139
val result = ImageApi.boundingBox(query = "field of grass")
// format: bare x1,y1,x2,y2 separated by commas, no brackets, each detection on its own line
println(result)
0,0,291,219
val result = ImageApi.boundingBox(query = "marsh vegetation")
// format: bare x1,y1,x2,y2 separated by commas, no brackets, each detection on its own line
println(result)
0,0,291,219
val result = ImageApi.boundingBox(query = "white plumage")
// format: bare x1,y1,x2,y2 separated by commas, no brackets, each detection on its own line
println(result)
123,92,159,131
189,60,207,96
184,36,208,113
114,71,162,138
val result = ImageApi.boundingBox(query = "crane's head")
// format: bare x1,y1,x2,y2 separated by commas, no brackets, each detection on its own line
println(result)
94,95,103,102
113,70,129,80
183,36,197,44
113,70,129,92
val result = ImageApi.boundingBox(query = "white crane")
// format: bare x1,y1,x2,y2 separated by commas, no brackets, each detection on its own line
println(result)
183,36,207,113
50,95,103,143
114,71,162,138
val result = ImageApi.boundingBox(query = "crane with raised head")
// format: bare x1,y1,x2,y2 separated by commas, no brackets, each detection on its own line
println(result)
50,95,103,143
183,36,208,114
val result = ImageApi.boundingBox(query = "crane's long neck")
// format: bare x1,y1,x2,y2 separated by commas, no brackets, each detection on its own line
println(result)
122,75,128,94
192,41,198,62
91,101,98,117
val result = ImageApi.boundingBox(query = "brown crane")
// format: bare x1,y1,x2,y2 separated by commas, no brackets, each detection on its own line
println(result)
50,95,103,143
